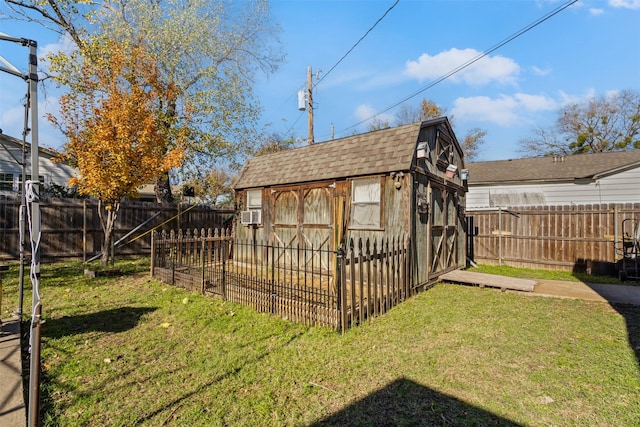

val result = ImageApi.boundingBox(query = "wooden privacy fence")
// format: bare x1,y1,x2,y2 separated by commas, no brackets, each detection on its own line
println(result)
0,196,234,260
467,203,640,273
151,228,413,332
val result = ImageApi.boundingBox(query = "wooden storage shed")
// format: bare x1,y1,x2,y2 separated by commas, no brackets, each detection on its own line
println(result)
233,117,468,287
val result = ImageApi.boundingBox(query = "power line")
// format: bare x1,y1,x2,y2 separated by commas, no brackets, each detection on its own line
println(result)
340,0,578,134
275,0,399,139
314,0,399,89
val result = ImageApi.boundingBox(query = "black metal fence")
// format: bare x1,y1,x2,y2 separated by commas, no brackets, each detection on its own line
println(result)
151,228,413,332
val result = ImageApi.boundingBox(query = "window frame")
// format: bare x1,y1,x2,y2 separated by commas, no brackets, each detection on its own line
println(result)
348,176,384,230
0,173,14,191
246,189,262,210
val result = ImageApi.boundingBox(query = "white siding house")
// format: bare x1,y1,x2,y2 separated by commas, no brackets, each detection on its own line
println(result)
0,133,159,200
467,150,640,209
0,132,77,194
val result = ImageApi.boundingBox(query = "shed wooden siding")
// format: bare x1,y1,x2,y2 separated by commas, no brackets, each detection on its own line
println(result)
234,174,412,248
234,118,468,288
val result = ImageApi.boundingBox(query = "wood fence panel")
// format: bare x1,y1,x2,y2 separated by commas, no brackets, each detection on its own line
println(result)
468,203,640,272
0,196,234,260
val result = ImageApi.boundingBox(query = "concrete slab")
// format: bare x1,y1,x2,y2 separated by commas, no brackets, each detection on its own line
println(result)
440,271,640,307
440,270,537,292
534,280,640,306
0,317,25,427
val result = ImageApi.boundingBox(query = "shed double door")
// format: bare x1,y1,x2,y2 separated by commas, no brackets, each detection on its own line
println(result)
271,186,334,273
429,184,462,279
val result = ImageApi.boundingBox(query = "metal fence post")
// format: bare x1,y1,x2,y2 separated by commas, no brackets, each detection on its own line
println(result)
337,244,347,333
270,243,276,315
221,240,227,300
150,230,155,277
201,238,206,294
171,243,176,287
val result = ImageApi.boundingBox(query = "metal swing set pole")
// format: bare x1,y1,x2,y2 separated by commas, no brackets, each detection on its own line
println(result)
1,32,43,427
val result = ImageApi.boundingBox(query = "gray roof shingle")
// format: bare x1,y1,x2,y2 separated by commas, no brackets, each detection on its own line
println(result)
468,150,640,184
234,122,423,189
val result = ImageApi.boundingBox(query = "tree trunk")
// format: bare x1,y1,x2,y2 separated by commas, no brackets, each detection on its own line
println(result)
100,223,112,267
155,172,174,205
97,200,120,267
153,90,178,205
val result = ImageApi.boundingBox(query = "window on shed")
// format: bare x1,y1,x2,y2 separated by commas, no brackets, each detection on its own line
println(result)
432,187,444,226
246,189,262,209
436,131,453,170
274,190,298,225
350,178,381,229
304,188,331,225
447,193,456,226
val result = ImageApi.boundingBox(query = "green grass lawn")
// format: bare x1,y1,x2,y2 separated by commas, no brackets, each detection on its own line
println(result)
468,263,632,284
2,259,639,426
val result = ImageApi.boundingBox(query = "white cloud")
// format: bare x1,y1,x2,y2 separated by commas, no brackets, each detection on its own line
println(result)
0,105,26,138
589,7,605,15
38,34,76,74
558,88,596,106
514,93,558,111
531,65,551,76
353,104,395,128
452,95,520,126
609,0,640,9
0,95,63,149
451,92,559,126
404,48,520,86
604,89,621,99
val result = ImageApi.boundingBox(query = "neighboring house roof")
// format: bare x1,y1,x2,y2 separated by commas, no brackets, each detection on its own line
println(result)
0,132,163,199
0,132,60,160
234,120,446,190
468,150,640,185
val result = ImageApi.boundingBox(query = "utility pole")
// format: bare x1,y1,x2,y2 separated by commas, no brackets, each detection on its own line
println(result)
307,66,314,145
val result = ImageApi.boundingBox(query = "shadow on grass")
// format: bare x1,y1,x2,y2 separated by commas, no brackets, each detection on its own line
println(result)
132,331,304,426
613,304,640,370
32,258,151,288
35,306,157,424
42,306,157,339
312,377,521,426
572,259,640,370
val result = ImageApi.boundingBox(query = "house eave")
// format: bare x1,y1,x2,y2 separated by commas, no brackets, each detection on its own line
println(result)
469,178,593,186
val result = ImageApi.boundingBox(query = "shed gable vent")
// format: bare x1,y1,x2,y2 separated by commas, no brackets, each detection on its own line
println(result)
241,210,262,225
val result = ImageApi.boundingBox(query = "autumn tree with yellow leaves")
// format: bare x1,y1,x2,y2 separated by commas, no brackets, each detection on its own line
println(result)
6,0,283,203
50,39,186,266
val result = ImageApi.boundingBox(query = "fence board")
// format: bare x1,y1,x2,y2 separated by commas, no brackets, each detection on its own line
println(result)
468,203,640,273
0,196,233,260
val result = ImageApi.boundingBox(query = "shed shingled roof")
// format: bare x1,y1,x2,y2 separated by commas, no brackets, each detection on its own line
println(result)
467,149,640,185
234,122,423,189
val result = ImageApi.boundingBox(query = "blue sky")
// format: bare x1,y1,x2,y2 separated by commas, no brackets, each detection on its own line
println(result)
1,0,639,162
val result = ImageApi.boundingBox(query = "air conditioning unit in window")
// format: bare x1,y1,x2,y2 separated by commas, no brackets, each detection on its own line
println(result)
240,210,261,225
